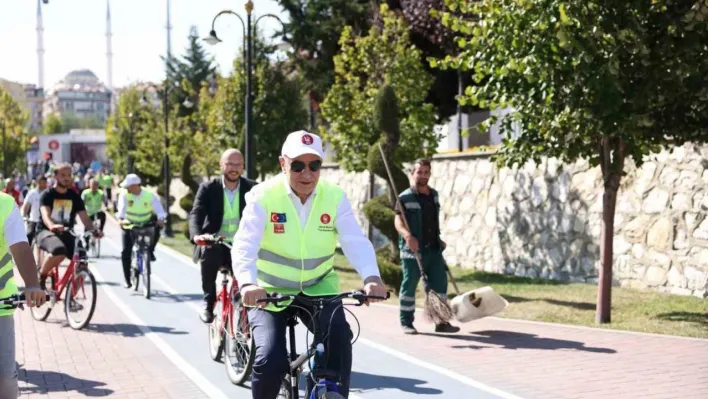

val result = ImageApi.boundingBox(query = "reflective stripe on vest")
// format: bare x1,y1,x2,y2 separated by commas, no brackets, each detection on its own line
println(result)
254,175,343,311
126,190,154,223
0,192,18,317
217,190,240,242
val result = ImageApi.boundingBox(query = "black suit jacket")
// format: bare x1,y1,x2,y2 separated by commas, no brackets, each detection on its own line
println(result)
188,176,257,262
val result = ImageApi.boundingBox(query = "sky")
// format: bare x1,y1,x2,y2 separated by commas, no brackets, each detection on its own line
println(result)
0,0,288,89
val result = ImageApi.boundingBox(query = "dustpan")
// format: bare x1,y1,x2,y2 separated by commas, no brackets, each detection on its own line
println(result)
450,286,509,323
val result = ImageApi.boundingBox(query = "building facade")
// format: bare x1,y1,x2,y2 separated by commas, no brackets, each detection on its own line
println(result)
0,79,45,133
43,69,112,125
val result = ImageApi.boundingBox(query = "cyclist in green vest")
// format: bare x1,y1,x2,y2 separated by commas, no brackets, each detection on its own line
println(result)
232,131,388,399
116,174,166,288
0,191,48,399
97,170,114,208
81,178,106,234
189,149,257,323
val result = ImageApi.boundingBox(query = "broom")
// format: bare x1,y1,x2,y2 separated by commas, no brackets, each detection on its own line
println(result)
377,144,453,325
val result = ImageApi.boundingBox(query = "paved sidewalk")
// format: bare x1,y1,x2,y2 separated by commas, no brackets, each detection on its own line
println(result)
352,304,708,399
13,279,208,399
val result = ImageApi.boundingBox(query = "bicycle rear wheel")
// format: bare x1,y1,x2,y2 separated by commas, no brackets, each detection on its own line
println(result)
30,273,54,321
64,268,97,330
277,377,293,399
141,250,151,299
224,298,254,385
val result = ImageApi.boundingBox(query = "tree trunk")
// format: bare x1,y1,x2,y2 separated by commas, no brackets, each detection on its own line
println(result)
596,137,626,324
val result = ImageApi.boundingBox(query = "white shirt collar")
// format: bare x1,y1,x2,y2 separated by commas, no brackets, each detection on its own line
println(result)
221,176,240,193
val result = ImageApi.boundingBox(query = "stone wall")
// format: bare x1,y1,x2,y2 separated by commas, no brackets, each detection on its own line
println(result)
319,144,708,298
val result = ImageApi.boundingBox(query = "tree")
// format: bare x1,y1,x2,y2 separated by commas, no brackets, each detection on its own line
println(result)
277,0,373,104
164,26,217,191
320,4,439,172
205,38,308,179
43,113,64,134
105,87,162,185
438,0,708,323
0,88,29,174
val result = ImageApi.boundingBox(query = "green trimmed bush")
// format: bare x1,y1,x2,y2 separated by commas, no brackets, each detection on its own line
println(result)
179,192,194,214
377,256,403,294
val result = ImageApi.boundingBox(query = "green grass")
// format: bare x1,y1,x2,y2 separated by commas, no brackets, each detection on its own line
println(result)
332,254,708,339
160,230,707,339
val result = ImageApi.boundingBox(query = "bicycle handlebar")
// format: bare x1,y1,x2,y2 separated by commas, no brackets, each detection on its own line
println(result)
0,293,51,305
257,290,390,306
195,235,232,250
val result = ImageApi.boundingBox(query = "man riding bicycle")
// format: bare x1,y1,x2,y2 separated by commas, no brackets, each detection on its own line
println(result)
0,191,47,399
81,178,106,232
36,164,100,291
232,131,388,399
21,175,48,246
189,149,257,323
116,174,166,289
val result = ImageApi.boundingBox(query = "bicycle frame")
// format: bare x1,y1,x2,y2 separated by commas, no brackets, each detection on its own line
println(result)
44,231,91,303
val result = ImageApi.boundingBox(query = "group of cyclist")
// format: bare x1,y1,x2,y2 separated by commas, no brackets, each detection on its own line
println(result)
2,130,407,399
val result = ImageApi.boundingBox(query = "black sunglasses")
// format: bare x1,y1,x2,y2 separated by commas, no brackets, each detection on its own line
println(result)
290,160,322,173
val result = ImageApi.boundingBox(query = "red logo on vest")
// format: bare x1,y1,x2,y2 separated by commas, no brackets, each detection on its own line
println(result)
320,213,331,224
274,223,285,234
301,134,314,145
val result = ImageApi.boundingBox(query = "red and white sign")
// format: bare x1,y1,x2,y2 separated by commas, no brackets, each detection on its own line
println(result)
274,223,285,234
320,213,331,224
301,134,314,145
48,140,60,150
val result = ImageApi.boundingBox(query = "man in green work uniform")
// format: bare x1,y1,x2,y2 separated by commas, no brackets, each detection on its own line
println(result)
395,158,459,335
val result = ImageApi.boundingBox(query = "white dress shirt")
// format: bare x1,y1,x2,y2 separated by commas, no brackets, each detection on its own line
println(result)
22,189,43,222
116,189,167,220
231,174,380,288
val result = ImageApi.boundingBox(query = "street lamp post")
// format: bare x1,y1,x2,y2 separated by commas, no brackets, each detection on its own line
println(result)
204,1,284,179
127,112,135,174
1,118,6,177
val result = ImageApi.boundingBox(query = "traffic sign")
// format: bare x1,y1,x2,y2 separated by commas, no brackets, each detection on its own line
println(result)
48,140,59,150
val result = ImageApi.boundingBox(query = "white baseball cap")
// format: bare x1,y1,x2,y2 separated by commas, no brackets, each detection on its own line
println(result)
281,130,324,159
120,173,141,188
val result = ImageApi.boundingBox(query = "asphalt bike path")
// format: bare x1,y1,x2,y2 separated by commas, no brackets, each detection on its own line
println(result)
89,219,513,399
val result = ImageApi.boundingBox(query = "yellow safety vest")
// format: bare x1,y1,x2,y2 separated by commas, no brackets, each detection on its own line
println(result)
217,190,240,242
0,193,19,317
254,175,343,311
82,189,104,216
125,189,154,223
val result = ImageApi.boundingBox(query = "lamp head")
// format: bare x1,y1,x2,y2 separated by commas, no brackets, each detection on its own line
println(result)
204,30,222,46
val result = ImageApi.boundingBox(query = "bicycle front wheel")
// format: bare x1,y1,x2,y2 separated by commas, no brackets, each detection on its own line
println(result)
277,377,293,399
142,250,151,299
223,302,254,385
64,268,97,330
208,297,224,361
132,254,140,292
31,274,54,321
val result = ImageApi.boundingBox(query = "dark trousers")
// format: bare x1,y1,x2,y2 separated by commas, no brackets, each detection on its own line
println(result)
199,244,232,309
26,222,37,246
248,298,353,399
89,211,106,231
399,247,447,326
120,227,160,283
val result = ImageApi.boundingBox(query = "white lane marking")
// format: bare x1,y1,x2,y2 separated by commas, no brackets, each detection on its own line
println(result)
91,266,229,399
357,337,523,399
105,233,511,398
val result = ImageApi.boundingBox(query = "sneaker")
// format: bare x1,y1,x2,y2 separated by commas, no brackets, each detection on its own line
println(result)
200,308,214,324
150,252,157,262
435,322,460,334
401,324,418,335
123,281,132,289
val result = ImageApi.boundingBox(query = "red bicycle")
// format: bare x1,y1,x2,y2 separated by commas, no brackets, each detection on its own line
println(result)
196,236,254,385
31,227,98,330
